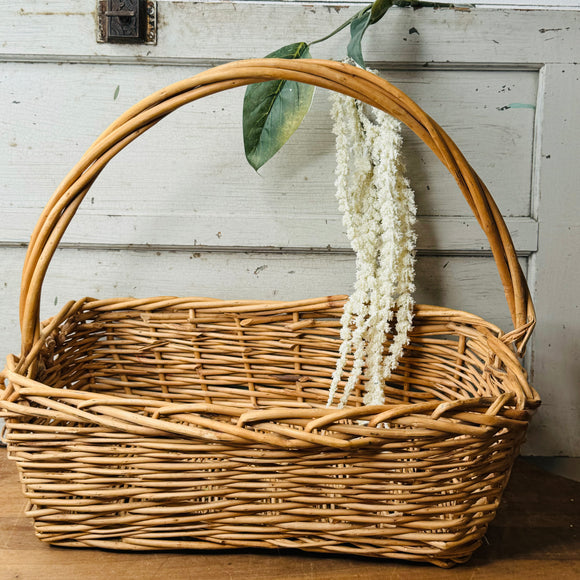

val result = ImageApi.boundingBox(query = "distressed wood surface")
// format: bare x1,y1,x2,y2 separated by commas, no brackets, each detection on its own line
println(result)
1,448,578,579
523,64,580,457
0,64,537,237
0,211,539,253
2,1,579,65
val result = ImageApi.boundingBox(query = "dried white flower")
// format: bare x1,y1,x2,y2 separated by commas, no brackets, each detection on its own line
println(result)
327,89,417,407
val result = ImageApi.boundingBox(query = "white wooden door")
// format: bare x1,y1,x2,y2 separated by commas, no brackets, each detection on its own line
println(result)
1,2,578,456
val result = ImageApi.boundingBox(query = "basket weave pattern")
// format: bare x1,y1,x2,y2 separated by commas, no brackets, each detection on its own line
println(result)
1,60,540,568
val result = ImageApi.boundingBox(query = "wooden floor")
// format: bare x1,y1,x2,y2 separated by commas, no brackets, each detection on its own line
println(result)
1,448,578,580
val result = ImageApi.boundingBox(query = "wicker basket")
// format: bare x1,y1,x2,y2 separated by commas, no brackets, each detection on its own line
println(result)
1,59,540,568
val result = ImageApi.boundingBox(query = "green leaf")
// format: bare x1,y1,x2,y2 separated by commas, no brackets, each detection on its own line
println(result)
369,0,393,24
347,11,372,68
243,42,315,171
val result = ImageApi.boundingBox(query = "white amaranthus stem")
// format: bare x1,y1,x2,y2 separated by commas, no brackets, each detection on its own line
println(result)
327,92,417,408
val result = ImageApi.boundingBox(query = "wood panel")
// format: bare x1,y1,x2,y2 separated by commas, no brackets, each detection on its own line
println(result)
522,64,580,457
2,1,579,65
0,210,538,255
0,63,537,244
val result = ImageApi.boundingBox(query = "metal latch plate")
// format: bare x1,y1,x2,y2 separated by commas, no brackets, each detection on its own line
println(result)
97,0,157,45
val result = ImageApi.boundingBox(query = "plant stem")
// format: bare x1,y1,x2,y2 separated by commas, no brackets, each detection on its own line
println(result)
307,0,459,49
308,5,372,47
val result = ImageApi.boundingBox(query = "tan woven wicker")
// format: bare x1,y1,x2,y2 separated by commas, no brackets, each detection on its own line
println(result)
1,59,540,568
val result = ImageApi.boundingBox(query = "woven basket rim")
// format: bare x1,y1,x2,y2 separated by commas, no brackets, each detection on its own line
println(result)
75,294,506,325
1,293,540,449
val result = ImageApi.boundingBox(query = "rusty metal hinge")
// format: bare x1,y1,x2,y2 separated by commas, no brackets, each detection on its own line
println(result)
97,0,157,45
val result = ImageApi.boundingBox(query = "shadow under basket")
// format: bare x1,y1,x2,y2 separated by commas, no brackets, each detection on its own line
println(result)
0,60,540,568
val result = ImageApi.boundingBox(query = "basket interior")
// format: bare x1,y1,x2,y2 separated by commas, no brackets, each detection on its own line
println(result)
36,298,514,412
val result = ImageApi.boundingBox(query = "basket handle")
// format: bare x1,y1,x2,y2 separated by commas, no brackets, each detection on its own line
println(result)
18,59,535,361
